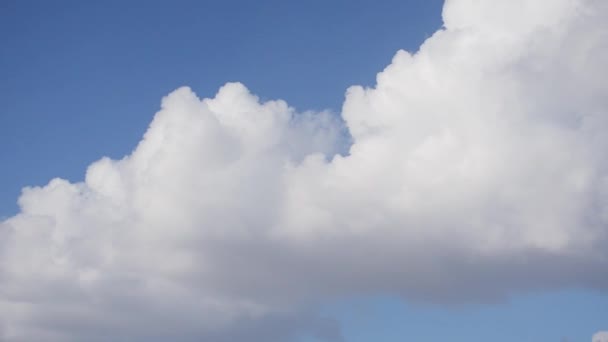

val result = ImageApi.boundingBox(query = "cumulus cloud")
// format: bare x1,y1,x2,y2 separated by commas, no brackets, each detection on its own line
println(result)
1,0,608,340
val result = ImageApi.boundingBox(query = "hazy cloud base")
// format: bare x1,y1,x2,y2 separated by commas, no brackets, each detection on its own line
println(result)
594,331,608,342
1,0,608,340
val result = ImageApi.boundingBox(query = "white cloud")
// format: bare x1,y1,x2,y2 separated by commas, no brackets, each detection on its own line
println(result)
2,0,608,340
594,331,608,342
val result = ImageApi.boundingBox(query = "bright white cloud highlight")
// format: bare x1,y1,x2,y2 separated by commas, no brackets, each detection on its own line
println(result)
1,0,608,340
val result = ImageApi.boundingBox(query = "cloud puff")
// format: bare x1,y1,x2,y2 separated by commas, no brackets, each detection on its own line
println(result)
594,331,608,342
2,0,608,340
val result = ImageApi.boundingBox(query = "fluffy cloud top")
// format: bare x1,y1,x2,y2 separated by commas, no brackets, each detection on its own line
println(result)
2,0,608,340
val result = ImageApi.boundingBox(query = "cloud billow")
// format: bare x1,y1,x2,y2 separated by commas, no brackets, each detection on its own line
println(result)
1,0,607,340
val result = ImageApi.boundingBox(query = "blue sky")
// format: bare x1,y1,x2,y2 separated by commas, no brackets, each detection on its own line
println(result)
0,0,442,217
1,1,607,341
323,291,608,342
